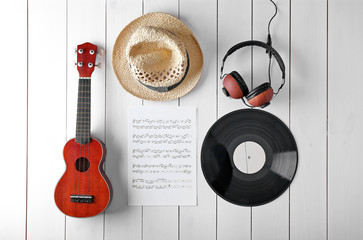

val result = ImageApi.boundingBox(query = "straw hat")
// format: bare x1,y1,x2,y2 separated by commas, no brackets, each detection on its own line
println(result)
112,12,203,101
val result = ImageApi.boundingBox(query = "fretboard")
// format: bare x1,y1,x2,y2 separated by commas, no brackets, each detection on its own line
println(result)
75,78,91,144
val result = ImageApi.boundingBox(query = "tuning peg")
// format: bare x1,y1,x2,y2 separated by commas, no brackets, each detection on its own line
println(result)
98,48,105,57
95,62,102,69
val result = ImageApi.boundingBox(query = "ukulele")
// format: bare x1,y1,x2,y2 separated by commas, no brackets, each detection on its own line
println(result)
54,42,111,218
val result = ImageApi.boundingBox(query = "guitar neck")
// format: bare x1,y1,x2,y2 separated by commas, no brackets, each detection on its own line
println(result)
75,77,91,144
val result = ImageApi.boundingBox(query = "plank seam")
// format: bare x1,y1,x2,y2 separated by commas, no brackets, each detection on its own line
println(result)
216,0,219,122
326,0,329,239
64,0,69,239
141,207,144,240
288,0,292,239
178,0,181,108
216,1,219,239
177,3,181,239
103,0,108,239
141,2,144,240
178,206,180,240
25,0,29,239
250,0,253,239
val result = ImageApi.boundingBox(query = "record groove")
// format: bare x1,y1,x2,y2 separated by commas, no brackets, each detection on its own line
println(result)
201,109,298,206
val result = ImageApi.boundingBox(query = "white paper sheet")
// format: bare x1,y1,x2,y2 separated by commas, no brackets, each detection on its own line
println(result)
128,106,197,206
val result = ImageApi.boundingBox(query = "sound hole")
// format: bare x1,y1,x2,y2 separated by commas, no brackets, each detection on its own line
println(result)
233,141,266,174
75,157,90,172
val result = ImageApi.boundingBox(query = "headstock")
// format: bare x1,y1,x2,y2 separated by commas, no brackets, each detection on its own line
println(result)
76,42,98,78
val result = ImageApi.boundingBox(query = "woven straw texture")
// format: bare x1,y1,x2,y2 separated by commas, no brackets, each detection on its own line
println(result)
112,12,203,101
126,26,188,88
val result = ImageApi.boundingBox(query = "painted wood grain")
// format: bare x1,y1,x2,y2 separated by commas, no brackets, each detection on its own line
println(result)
141,1,180,240
290,0,327,239
104,0,143,240
9,0,363,239
27,0,67,239
217,0,252,239
328,0,363,239
0,0,27,239
251,0,290,239
178,0,217,239
65,0,107,239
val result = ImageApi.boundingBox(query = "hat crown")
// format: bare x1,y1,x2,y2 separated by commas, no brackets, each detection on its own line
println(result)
126,26,188,88
112,12,203,101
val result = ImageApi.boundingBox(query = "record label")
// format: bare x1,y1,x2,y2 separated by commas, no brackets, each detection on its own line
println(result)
201,109,298,206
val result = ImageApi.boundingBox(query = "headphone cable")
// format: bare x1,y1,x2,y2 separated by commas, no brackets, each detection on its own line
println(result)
267,0,278,92
267,0,278,37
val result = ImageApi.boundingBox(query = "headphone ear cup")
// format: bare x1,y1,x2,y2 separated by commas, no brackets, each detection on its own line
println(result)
246,82,273,108
222,71,249,99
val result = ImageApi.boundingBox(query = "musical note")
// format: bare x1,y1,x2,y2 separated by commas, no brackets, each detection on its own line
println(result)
128,106,197,206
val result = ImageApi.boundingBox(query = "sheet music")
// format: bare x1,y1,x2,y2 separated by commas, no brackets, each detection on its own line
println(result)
128,106,197,206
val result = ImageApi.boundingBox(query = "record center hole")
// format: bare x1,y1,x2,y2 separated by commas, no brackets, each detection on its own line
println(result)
233,141,266,174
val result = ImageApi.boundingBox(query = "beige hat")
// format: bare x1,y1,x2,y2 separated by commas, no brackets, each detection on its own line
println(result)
112,12,203,101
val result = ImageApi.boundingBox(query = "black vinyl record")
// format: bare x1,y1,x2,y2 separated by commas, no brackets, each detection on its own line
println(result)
201,109,298,206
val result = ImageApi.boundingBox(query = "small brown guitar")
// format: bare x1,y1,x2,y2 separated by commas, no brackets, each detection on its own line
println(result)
54,42,111,217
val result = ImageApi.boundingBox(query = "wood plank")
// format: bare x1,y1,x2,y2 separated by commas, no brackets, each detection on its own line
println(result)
142,1,179,240
178,0,217,239
0,1,27,239
104,0,143,239
251,0,290,239
290,0,327,239
65,0,107,239
144,0,178,17
328,1,363,239
27,0,67,239
15,1,363,240
217,0,252,239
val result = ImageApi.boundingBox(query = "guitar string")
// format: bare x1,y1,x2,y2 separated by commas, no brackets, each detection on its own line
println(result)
81,80,88,197
79,79,82,196
87,133,90,196
83,78,90,197
88,78,90,196
86,78,90,196
74,74,93,198
83,79,85,196
74,137,77,196
75,79,80,197
85,78,88,196
79,78,84,196
77,78,90,197
84,78,87,196
78,79,82,196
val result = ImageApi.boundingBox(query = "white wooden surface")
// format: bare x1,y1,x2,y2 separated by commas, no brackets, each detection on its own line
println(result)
0,1,27,240
2,0,363,239
66,0,107,239
27,1,66,239
328,1,363,240
217,1,251,239
290,1,327,239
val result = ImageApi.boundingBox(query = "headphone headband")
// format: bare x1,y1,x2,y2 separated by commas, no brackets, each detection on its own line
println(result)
220,40,285,80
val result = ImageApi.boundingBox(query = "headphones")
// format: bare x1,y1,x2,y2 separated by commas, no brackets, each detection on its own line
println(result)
220,40,285,108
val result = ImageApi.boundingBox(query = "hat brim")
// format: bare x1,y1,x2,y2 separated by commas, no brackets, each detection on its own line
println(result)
112,12,203,101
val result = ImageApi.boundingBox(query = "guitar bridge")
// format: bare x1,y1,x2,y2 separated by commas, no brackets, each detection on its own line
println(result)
70,195,93,203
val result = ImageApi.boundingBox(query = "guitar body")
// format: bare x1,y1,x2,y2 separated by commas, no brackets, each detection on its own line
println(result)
55,42,111,217
54,137,111,218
